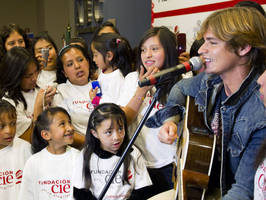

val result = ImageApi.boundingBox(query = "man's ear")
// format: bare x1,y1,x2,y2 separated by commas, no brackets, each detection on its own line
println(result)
41,130,51,141
105,51,114,62
238,44,252,56
91,129,99,139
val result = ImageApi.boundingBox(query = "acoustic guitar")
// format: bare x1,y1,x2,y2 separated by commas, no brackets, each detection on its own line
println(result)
173,96,216,200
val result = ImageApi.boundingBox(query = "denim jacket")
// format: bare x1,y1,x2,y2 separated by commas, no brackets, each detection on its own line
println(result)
146,69,266,200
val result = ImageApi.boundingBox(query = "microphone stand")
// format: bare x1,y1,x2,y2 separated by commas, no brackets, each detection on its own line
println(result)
97,88,161,200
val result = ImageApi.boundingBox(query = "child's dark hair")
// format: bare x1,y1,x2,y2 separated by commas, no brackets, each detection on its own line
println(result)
0,99,17,120
32,107,71,154
92,21,120,41
235,1,265,17
136,26,181,104
189,38,204,58
254,139,266,169
92,33,133,77
68,37,88,52
0,23,32,60
56,44,92,84
31,31,58,55
0,47,39,110
83,103,131,188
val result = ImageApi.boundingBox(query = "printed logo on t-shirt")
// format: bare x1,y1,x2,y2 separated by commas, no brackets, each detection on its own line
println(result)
256,163,266,193
211,112,220,135
0,169,23,189
146,92,164,110
90,169,133,199
15,170,23,184
91,169,123,184
128,170,133,180
25,110,33,119
38,179,71,199
68,100,94,112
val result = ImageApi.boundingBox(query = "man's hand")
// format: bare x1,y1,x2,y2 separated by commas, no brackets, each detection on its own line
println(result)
158,121,178,144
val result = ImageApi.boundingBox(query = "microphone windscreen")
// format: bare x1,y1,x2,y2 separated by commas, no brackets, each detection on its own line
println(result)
190,57,202,71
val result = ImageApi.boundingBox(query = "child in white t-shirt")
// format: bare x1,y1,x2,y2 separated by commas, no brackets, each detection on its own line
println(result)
18,107,80,200
0,47,56,141
254,139,266,200
53,44,94,141
90,33,133,104
33,32,58,89
119,27,183,197
0,100,32,200
73,103,152,200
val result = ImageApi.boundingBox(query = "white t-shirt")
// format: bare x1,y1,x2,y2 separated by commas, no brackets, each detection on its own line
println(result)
0,137,31,200
3,88,39,137
97,69,125,104
117,71,139,107
37,70,57,89
18,146,79,200
254,159,266,200
118,72,177,168
73,146,152,200
53,80,94,135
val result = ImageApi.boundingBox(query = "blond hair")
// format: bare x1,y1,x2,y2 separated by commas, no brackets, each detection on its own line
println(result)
197,7,266,68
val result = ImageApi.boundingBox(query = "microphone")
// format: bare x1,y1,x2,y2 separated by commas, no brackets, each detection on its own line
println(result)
138,56,202,87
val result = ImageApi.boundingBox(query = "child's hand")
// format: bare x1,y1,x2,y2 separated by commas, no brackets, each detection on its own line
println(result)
89,87,98,101
35,87,55,111
35,54,46,70
138,65,159,94
33,86,56,122
90,87,101,107
139,65,159,79
44,86,57,106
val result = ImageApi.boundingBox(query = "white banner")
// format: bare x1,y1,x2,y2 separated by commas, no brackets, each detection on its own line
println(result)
151,0,266,49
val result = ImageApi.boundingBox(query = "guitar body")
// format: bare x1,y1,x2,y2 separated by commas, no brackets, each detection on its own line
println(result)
175,96,216,200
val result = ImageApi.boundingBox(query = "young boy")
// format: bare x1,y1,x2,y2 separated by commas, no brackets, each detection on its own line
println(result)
0,100,31,199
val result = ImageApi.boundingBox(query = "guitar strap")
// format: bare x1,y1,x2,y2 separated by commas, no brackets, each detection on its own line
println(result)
208,87,228,192
206,83,223,131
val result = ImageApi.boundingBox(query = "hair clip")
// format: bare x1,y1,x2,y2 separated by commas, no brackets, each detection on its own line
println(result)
58,44,81,57
116,38,121,44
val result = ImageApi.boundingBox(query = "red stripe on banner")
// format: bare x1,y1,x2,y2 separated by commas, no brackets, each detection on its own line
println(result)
152,0,266,19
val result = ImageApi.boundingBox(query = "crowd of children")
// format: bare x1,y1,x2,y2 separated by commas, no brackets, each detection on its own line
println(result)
0,2,265,200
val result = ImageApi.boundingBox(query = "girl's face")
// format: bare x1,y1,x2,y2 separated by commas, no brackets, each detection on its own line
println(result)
141,35,165,70
21,61,39,92
257,70,266,107
5,31,25,51
34,39,57,70
0,112,16,150
92,118,125,154
91,44,110,72
62,48,90,85
44,112,74,153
